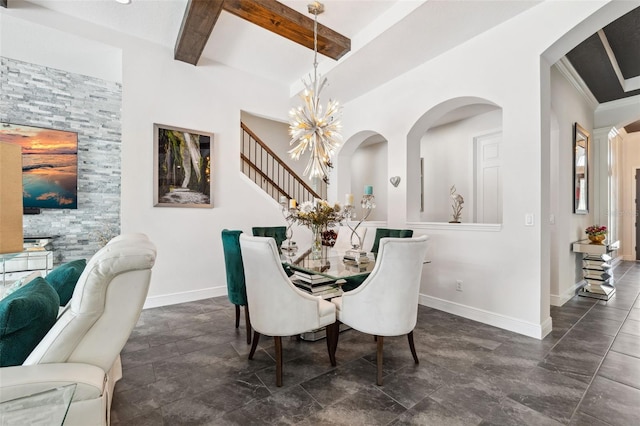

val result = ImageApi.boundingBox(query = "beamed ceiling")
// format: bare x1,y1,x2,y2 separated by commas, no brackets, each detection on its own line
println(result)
565,6,640,133
174,0,350,66
175,1,640,135
2,1,637,132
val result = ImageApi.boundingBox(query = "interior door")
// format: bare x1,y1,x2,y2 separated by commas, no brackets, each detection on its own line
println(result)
475,131,502,223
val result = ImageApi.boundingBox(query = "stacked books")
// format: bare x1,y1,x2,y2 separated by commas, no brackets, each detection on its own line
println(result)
343,250,370,263
291,271,342,298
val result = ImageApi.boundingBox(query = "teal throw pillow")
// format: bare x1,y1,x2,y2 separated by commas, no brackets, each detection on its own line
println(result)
0,277,60,367
45,259,87,306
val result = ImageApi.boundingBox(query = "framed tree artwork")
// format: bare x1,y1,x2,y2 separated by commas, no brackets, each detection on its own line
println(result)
153,124,213,208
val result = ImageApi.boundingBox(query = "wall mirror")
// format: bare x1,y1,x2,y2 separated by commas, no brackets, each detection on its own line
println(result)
573,123,589,214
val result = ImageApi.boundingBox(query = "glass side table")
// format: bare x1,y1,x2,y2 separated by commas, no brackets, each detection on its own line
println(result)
0,383,76,426
0,250,53,289
572,239,620,300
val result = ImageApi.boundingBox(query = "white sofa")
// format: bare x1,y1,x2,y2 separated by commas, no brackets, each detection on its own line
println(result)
0,233,156,425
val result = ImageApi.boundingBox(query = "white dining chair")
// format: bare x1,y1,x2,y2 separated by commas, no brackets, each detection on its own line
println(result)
239,235,337,386
327,235,429,385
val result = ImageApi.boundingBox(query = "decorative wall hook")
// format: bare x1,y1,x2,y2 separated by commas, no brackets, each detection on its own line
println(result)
390,176,401,187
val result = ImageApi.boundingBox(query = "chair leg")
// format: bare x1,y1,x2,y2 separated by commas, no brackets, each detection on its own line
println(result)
244,305,252,345
326,321,339,366
275,336,283,387
408,330,419,364
235,305,240,328
376,336,384,386
248,331,260,360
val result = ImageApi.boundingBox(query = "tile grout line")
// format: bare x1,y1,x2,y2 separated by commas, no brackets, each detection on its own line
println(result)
567,264,640,424
544,262,635,357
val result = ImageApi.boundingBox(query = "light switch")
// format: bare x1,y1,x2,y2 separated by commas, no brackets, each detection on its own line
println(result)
525,213,534,226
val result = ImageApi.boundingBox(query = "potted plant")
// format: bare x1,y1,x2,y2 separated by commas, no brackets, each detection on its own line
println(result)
585,225,607,244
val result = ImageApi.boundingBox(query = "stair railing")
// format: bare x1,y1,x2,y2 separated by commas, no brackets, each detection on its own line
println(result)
241,123,326,204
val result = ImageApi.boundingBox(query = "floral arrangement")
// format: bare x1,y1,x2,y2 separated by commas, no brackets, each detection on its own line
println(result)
321,229,338,246
289,199,343,229
450,185,464,223
585,225,607,237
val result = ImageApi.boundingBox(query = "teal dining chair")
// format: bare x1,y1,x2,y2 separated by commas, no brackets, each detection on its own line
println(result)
251,226,287,254
221,229,251,345
370,228,414,254
251,226,295,277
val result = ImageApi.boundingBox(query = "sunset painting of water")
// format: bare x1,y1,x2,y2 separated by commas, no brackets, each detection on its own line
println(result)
0,123,78,209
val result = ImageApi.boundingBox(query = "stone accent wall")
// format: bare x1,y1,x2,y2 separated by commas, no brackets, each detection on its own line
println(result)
0,57,122,264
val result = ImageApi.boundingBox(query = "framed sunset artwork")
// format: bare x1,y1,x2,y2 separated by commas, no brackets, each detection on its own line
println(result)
0,122,78,209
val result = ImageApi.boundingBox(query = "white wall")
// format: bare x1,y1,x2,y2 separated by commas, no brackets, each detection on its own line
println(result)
420,110,502,223
621,131,640,260
0,14,121,83
549,65,595,306
349,141,388,221
329,0,615,338
121,40,297,307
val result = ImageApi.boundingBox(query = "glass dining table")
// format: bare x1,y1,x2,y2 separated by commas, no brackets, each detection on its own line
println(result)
281,247,375,340
281,247,376,283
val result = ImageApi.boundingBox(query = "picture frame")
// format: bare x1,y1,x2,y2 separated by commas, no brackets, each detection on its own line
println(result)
573,122,589,214
153,124,213,208
0,122,78,210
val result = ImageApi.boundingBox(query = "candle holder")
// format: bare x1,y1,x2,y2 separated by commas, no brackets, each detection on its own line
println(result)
279,197,298,253
343,194,376,262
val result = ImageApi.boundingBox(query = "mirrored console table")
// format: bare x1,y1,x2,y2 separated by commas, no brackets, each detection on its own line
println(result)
572,239,619,300
0,236,57,287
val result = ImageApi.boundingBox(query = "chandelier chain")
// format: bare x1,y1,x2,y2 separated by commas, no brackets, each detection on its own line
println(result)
313,11,318,83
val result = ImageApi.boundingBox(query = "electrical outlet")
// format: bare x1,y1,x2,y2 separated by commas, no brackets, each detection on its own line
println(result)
456,280,463,291
525,213,534,226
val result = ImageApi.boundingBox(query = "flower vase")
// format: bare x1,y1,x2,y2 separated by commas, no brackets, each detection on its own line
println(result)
588,234,605,245
311,225,323,259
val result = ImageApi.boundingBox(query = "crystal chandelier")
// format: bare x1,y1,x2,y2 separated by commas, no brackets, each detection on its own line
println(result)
288,1,342,180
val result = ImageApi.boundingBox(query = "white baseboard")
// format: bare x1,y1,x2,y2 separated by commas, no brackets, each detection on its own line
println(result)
540,316,553,339
143,286,227,309
550,281,582,307
419,293,549,339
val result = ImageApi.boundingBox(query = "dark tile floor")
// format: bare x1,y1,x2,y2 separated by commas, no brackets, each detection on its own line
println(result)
111,262,640,425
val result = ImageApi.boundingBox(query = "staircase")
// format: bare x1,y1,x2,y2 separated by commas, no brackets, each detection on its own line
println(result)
241,122,326,204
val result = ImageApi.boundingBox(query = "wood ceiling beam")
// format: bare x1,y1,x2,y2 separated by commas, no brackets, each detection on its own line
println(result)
174,0,225,65
223,0,350,61
174,0,351,66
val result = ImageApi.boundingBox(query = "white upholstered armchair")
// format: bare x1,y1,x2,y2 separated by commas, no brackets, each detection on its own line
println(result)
0,233,156,425
239,235,336,387
328,236,429,385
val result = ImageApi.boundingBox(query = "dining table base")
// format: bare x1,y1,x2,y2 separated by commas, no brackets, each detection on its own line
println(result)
300,323,351,342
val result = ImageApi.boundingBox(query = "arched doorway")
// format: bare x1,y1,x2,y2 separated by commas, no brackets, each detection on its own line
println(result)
406,97,502,224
